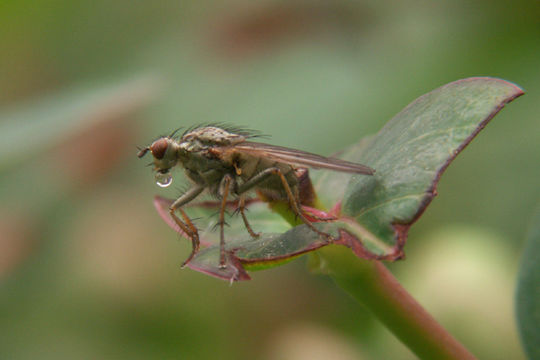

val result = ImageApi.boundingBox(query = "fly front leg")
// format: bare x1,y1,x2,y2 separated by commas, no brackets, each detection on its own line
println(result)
169,185,205,267
237,167,332,240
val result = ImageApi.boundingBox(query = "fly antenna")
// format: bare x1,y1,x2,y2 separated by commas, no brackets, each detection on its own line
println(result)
137,147,150,158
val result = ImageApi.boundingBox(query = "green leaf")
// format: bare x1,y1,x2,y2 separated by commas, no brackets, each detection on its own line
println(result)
153,77,523,281
516,205,540,360
154,196,333,281
339,77,524,257
0,75,160,173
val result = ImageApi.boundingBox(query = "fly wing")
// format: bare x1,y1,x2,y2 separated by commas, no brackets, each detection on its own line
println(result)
233,141,375,175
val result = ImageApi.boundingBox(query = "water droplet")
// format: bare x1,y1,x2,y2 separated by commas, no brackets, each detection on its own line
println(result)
156,173,173,188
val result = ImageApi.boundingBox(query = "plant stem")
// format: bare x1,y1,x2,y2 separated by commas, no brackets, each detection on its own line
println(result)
268,193,474,358
317,245,476,360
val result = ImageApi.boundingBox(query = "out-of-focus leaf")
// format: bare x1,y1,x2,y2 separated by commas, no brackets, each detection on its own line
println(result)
516,205,540,360
0,75,160,172
152,78,523,281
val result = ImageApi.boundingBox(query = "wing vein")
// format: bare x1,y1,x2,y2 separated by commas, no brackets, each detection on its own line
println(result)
234,142,375,175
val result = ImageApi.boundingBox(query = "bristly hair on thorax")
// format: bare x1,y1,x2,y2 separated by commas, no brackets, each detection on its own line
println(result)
137,124,267,155
181,123,268,140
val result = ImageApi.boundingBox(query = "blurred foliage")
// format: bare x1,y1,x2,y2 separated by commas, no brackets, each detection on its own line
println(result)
0,0,538,359
516,206,540,360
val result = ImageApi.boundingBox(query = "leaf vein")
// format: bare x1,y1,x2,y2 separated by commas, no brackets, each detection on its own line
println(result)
352,193,425,218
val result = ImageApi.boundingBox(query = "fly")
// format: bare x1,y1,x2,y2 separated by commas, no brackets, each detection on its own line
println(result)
138,125,375,268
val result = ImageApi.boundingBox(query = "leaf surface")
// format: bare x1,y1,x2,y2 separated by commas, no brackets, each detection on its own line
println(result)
339,77,523,257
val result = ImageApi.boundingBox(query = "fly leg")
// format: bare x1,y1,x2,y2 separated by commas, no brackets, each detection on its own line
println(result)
169,185,205,267
217,174,234,268
237,168,332,240
169,209,200,267
237,195,260,238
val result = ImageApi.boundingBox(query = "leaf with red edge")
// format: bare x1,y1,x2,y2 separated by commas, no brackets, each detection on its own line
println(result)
337,77,524,258
152,77,523,281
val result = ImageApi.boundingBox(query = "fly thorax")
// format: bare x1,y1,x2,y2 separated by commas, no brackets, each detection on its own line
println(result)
178,149,224,177
180,127,246,149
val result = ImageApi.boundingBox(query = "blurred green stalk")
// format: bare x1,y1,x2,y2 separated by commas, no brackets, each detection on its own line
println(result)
317,245,476,360
271,195,476,359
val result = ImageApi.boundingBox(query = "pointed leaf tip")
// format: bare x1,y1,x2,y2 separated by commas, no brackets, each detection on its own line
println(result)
332,77,523,257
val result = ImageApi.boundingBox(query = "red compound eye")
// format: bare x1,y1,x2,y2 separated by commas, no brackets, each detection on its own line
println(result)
151,138,168,159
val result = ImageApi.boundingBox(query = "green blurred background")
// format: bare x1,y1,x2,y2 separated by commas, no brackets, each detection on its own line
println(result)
1,0,539,359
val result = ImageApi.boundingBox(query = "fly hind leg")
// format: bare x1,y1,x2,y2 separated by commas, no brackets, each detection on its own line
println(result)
237,167,332,241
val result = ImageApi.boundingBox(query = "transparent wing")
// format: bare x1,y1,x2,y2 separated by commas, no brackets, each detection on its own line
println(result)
233,141,375,175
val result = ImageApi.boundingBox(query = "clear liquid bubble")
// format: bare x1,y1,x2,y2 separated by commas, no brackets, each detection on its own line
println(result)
155,173,173,188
